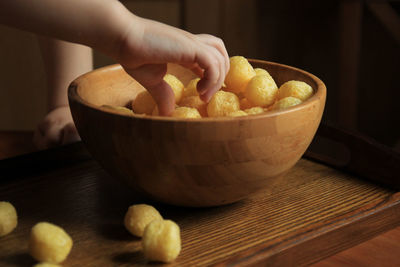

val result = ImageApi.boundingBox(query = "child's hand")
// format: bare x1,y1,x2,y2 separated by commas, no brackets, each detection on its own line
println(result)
33,106,80,150
115,16,230,115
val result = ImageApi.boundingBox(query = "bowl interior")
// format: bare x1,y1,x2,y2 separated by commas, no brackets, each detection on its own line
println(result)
74,60,323,115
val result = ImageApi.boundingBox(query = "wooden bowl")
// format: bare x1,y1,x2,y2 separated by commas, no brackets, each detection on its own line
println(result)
68,60,326,207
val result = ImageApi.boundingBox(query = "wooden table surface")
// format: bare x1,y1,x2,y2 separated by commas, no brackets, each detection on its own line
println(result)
1,131,400,266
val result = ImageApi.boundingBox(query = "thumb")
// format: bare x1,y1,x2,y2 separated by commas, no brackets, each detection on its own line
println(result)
123,64,175,116
61,123,81,145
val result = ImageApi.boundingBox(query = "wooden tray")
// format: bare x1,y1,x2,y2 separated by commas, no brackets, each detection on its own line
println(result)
0,141,399,266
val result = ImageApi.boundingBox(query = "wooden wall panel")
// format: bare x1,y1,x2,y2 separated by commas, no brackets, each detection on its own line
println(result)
183,0,221,36
0,26,47,131
184,0,260,58
220,0,259,58
337,0,363,130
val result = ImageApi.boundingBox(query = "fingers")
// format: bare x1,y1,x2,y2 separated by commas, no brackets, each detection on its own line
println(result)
195,50,220,95
33,107,80,150
34,123,80,150
124,63,175,116
195,45,225,102
196,49,222,102
179,62,204,78
61,123,81,144
148,80,175,115
34,116,64,149
119,24,230,112
194,34,230,102
33,128,48,150
196,34,230,76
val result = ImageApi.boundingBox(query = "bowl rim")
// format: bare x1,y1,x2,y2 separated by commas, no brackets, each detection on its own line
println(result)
68,59,326,123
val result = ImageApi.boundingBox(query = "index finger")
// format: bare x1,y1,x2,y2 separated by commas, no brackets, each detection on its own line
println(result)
123,63,175,116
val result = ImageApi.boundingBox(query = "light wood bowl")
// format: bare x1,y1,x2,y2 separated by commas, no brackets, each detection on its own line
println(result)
68,60,326,207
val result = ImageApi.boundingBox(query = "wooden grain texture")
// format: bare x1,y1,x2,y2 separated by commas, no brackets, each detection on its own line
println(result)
0,147,399,267
68,60,326,207
312,226,400,267
0,25,47,131
367,0,400,45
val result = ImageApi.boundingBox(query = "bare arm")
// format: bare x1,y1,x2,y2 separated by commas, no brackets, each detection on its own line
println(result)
0,0,128,56
38,37,93,111
32,37,93,149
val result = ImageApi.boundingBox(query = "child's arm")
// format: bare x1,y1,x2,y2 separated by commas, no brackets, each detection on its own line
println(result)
33,38,93,149
37,37,93,111
0,0,229,115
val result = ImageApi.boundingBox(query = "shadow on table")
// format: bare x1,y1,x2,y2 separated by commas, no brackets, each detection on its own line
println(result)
0,252,35,267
